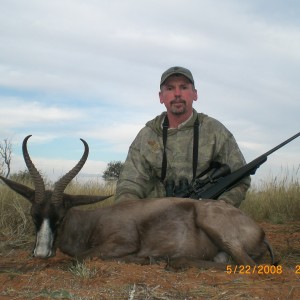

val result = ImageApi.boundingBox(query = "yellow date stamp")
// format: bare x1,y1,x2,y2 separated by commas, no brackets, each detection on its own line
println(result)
295,265,300,275
226,265,283,275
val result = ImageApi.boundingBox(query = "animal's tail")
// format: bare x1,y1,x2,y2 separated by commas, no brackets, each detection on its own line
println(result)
263,239,280,266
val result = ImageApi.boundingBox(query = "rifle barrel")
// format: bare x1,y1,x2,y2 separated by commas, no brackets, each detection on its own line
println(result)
264,132,300,157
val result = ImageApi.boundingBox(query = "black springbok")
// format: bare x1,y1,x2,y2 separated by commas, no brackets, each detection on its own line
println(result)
0,135,275,270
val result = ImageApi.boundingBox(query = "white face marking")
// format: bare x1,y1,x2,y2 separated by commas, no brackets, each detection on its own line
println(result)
33,219,54,258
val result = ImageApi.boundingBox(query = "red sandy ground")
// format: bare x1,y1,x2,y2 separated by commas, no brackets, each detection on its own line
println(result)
0,222,299,299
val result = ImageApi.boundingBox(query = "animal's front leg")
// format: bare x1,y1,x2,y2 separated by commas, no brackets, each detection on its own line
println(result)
75,238,140,261
111,254,163,265
166,257,228,271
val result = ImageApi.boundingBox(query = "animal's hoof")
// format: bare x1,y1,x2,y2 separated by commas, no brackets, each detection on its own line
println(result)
165,257,191,272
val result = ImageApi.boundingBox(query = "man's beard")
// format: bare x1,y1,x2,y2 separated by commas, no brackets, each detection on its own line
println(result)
170,99,187,115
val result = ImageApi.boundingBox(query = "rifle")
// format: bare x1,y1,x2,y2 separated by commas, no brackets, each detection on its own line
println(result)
183,132,300,200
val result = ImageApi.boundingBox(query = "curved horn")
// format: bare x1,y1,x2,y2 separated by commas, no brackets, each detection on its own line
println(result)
51,138,89,205
22,135,45,203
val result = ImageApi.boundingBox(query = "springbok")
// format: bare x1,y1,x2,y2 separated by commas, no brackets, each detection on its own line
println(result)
0,135,275,270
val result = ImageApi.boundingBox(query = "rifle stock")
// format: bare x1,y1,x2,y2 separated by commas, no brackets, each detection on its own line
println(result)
195,131,300,200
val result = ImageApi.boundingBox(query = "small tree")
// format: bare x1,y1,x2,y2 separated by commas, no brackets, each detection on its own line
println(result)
102,161,124,182
0,138,12,178
10,170,33,183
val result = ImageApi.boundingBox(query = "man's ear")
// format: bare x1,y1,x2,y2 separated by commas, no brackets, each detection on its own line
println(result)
159,90,164,104
0,176,35,203
193,88,198,102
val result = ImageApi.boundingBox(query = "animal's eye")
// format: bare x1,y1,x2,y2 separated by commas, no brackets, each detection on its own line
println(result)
32,216,42,228
49,217,61,230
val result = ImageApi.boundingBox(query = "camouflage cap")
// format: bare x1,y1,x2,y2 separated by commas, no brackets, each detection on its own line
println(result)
160,66,194,86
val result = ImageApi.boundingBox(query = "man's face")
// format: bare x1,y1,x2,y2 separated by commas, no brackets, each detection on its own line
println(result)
159,75,198,116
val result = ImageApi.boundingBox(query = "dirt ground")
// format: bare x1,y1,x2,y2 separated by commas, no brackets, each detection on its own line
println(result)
0,222,299,300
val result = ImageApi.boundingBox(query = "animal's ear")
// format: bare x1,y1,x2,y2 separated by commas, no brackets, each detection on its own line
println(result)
62,193,113,208
0,176,35,203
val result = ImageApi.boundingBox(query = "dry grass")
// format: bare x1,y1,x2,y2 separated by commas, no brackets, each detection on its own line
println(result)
241,171,300,223
68,260,99,279
0,179,35,252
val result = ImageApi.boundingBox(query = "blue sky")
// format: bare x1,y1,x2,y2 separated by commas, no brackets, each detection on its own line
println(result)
0,0,299,184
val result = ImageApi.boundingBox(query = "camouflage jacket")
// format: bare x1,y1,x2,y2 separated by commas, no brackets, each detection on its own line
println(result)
115,109,250,207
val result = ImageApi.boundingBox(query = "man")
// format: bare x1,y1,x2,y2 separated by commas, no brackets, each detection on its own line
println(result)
115,66,250,207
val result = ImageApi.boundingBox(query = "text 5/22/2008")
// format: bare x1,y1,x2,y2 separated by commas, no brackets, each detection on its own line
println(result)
226,265,283,275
